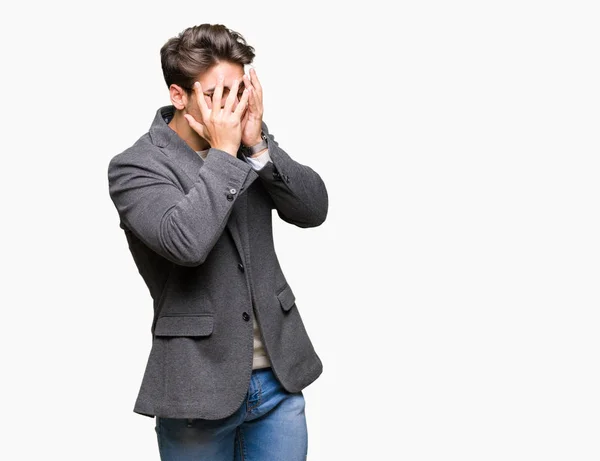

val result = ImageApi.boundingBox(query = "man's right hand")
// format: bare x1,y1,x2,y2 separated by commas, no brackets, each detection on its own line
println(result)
183,74,250,157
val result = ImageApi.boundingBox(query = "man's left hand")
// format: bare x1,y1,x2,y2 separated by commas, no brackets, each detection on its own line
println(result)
241,68,264,147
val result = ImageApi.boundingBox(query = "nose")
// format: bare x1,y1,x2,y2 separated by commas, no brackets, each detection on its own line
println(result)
209,88,241,110
223,92,241,109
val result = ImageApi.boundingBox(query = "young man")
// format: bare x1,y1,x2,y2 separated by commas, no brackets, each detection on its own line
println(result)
107,24,328,460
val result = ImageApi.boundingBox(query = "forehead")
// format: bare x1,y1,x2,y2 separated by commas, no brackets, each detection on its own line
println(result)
199,61,245,88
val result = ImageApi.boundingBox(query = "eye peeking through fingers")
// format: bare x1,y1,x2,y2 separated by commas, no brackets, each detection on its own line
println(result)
205,83,245,99
204,90,245,107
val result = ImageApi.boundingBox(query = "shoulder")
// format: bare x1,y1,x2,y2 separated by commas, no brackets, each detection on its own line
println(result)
108,133,170,176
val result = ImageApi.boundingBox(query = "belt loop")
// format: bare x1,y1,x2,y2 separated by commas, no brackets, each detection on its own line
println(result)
186,418,193,428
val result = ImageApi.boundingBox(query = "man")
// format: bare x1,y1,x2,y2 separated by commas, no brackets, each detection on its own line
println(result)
107,23,328,460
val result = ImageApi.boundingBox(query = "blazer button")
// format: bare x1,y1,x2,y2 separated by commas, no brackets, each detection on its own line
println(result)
242,312,250,321
238,262,245,272
226,193,234,201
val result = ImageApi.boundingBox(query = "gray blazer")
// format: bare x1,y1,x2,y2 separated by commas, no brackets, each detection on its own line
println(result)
107,105,328,420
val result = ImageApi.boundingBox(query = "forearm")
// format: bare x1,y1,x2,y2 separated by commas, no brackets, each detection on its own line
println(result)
254,123,328,228
108,147,257,266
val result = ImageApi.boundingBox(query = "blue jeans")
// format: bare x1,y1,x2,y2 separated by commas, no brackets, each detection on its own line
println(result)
155,367,308,460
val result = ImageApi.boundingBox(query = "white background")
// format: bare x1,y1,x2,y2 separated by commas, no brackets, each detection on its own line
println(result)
1,1,599,459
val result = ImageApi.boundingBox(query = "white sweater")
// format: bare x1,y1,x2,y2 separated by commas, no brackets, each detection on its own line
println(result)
196,146,273,370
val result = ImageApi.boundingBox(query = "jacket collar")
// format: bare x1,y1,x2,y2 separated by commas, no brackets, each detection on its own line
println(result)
148,105,179,149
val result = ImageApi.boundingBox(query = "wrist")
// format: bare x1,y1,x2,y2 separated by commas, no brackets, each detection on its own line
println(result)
248,147,268,158
245,137,263,146
241,131,268,156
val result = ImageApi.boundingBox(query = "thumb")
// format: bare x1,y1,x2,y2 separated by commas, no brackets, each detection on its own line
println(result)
183,114,205,136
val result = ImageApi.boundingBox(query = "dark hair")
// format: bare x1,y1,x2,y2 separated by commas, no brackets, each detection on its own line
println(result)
160,24,256,95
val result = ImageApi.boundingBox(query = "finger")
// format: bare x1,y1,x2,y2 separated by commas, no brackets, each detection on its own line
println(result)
243,86,255,113
193,81,210,121
183,113,206,137
234,88,250,119
224,78,240,113
232,85,244,113
242,74,254,93
245,75,262,112
243,75,255,108
249,68,262,96
212,74,224,115
241,105,249,126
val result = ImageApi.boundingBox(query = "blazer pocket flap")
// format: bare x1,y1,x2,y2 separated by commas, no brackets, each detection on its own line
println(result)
154,314,214,337
276,284,296,311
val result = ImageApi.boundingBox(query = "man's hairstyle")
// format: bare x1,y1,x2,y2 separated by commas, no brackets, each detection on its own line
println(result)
160,24,256,95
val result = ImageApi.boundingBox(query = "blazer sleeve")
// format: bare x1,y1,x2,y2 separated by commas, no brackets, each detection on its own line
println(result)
254,121,329,228
107,146,257,267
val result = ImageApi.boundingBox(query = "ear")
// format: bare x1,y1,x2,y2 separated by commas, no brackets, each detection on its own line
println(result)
169,84,189,110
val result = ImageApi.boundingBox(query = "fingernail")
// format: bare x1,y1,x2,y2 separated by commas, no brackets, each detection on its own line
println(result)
194,82,199,87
